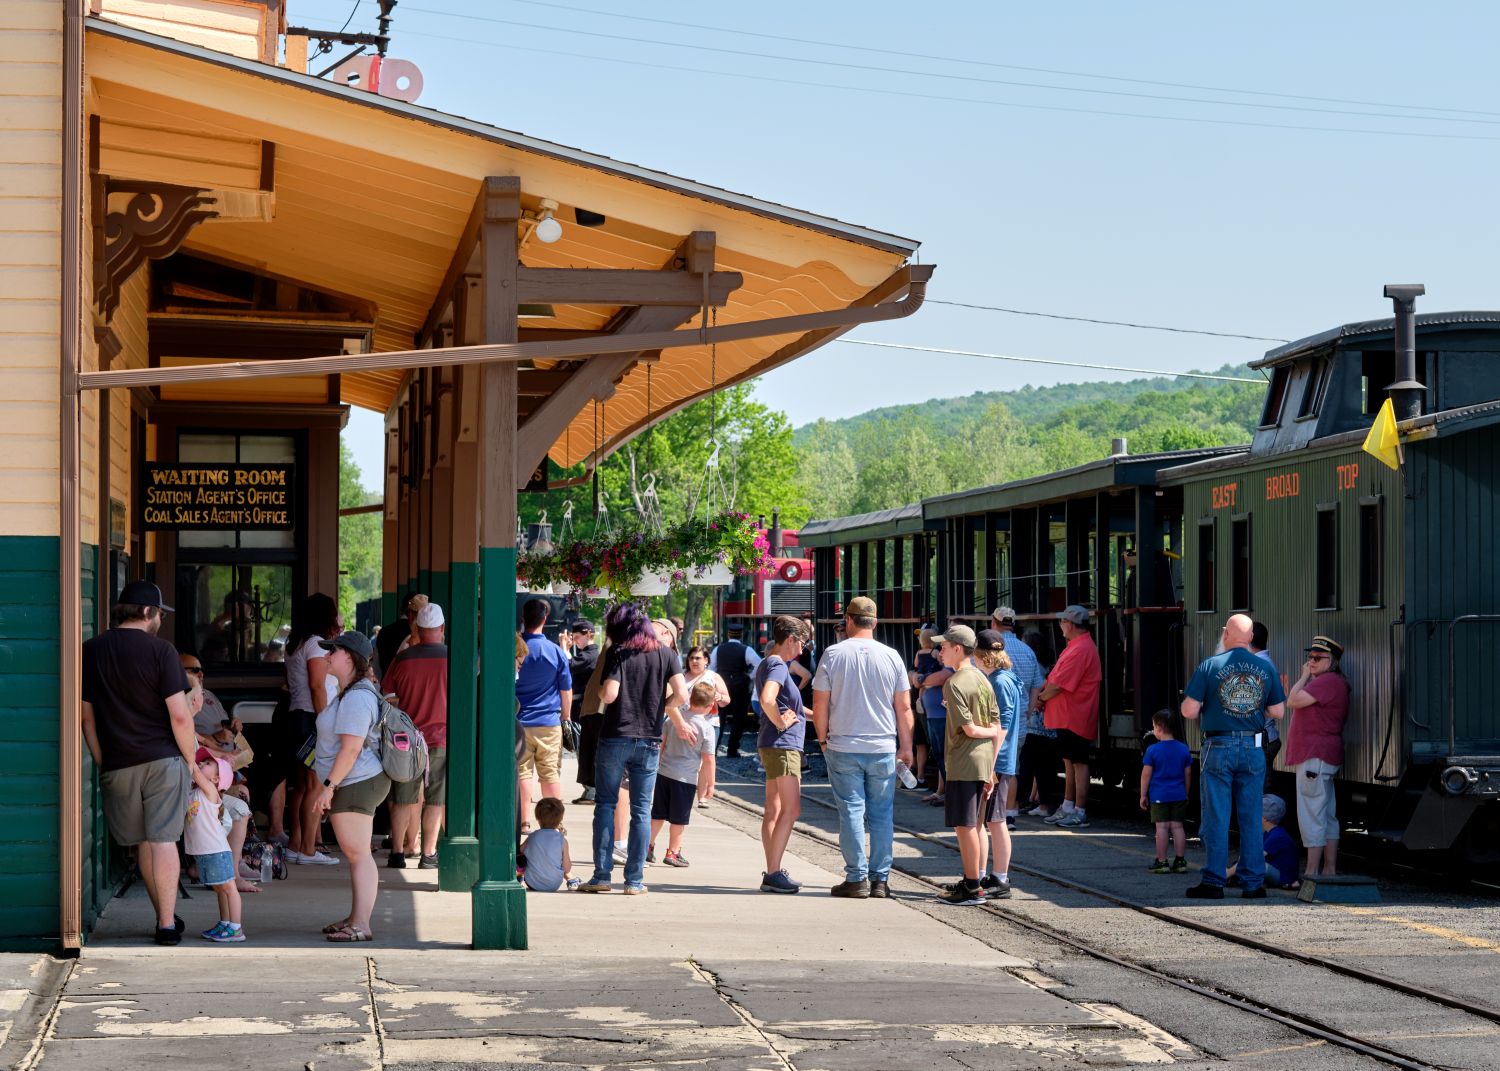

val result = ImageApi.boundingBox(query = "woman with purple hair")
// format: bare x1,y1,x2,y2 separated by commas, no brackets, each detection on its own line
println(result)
577,602,692,895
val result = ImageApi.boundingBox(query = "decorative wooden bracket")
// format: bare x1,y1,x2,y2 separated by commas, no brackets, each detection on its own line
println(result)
92,176,216,322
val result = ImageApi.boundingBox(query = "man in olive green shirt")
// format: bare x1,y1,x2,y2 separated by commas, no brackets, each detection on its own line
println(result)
936,624,1001,906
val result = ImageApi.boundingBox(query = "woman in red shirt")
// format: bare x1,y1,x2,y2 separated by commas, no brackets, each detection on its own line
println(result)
1284,636,1350,878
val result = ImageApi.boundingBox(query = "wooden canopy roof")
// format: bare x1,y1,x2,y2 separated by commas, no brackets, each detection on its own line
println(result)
86,19,919,466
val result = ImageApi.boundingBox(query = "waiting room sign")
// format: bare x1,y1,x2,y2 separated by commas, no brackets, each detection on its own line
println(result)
141,463,294,530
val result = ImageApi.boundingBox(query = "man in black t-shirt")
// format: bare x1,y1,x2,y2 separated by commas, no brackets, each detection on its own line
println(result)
81,581,215,946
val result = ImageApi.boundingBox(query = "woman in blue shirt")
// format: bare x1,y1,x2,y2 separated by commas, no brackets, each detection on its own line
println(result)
974,630,1024,899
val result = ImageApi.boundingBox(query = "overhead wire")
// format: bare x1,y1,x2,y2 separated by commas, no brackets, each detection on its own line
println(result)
470,0,1500,121
927,300,1290,343
386,25,1500,143
335,0,362,34
390,4,1500,128
834,339,1266,383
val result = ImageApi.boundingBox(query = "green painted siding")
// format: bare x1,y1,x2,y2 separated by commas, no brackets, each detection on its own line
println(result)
1179,447,1403,784
1404,423,1500,756
0,537,62,948
0,538,110,949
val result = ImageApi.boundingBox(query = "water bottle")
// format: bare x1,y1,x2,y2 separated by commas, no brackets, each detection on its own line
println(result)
259,845,273,884
896,761,918,789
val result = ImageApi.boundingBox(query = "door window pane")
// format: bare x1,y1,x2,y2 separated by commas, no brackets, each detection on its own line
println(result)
176,563,295,666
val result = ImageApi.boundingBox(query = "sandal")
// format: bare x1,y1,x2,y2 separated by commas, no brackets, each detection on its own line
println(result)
325,923,374,943
321,918,352,934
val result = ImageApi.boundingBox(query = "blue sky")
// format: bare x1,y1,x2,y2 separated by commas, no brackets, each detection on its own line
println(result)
317,0,1500,488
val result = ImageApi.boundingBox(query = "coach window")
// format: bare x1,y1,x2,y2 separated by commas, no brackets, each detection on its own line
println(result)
1230,513,1252,611
1315,503,1339,610
1358,496,1383,607
1259,366,1291,427
1196,518,1216,613
175,431,301,667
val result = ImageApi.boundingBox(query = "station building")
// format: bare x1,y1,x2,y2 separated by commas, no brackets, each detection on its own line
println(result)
0,0,928,950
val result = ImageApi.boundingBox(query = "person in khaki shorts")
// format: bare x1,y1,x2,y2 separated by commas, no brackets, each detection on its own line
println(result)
381,600,450,870
515,598,573,827
755,616,811,894
81,581,218,946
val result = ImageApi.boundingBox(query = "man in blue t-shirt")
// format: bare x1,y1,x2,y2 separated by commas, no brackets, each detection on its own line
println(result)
515,598,574,817
1180,613,1286,899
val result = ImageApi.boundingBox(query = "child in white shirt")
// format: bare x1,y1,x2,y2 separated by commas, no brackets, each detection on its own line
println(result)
186,747,245,942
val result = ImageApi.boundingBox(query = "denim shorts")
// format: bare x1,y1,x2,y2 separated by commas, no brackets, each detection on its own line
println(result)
195,850,236,887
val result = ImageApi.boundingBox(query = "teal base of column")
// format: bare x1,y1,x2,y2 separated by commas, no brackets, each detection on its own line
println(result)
438,836,480,892
471,879,528,950
380,590,395,624
417,569,433,600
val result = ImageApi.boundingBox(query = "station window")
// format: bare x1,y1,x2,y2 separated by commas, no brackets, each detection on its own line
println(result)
1315,503,1339,610
1358,496,1383,607
1259,366,1291,427
174,431,301,667
1196,518,1216,612
1297,359,1330,420
1231,514,1252,611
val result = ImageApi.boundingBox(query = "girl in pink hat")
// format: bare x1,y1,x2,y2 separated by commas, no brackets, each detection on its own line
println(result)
186,745,245,942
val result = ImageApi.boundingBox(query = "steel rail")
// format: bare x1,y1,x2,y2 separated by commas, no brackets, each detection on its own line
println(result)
711,790,1495,1071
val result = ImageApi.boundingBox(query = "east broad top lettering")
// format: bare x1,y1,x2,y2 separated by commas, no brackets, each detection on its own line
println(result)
1210,482,1238,509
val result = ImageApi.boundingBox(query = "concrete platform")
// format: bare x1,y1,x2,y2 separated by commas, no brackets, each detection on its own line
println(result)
28,755,1195,1069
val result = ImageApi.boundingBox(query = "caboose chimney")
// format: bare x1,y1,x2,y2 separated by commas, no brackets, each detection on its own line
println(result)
769,508,783,557
1383,283,1426,421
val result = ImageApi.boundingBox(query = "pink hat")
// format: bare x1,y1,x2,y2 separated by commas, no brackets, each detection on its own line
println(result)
211,757,232,791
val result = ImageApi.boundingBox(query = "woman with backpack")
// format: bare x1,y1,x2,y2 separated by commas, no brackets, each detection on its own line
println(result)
310,631,390,942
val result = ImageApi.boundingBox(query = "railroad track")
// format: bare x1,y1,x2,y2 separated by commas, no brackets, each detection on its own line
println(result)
713,788,1500,1071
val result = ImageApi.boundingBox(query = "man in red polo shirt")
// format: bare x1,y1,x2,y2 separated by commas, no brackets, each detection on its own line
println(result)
1039,605,1102,829
382,601,448,869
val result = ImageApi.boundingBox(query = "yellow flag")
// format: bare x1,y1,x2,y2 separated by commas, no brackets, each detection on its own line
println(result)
1362,396,1402,471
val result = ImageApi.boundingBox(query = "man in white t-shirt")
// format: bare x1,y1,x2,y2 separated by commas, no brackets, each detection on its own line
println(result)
811,595,913,900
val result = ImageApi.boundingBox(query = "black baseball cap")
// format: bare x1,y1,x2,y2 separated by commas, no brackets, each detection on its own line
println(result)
320,630,374,662
570,621,595,634
119,580,173,612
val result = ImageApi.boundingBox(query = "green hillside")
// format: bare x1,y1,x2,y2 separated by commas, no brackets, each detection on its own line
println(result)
791,365,1267,521
792,363,1260,446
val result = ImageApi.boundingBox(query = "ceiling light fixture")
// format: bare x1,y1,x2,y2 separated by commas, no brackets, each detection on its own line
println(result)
533,198,563,244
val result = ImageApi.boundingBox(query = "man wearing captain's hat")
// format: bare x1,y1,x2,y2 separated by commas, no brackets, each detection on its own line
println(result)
1284,635,1351,880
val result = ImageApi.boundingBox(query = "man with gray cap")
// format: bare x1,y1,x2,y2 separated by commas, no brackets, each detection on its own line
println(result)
81,580,216,945
1039,605,1102,829
381,600,449,869
811,596,913,899
935,624,1000,906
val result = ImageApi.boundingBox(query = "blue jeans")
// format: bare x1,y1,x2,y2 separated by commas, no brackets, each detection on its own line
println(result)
926,719,947,778
1199,736,1266,889
591,737,660,887
824,749,897,882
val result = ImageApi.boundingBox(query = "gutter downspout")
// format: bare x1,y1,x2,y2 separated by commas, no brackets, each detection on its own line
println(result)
77,265,935,392
60,0,86,951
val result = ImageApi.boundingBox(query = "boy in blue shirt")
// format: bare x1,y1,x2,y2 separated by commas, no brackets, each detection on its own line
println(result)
1140,710,1193,874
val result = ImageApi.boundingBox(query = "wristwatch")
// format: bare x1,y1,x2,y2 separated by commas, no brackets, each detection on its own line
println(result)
322,777,333,787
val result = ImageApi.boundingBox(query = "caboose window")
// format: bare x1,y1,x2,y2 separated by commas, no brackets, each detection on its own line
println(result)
1260,366,1291,427
1315,503,1339,610
1361,352,1397,417
1197,518,1216,612
1297,359,1330,420
1358,496,1383,607
1231,514,1252,611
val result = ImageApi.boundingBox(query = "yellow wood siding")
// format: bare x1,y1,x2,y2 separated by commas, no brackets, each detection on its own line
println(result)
0,0,62,538
96,0,267,61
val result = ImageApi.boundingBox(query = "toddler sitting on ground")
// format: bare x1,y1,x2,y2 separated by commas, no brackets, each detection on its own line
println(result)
520,798,575,891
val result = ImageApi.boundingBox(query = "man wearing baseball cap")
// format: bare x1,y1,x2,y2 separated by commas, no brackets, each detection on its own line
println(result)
1038,605,1102,829
1285,635,1350,879
81,581,217,945
810,595,913,899
381,601,449,869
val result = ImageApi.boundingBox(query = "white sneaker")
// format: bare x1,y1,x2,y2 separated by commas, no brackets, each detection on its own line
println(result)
612,846,628,865
1058,811,1091,829
295,850,339,865
1043,809,1073,825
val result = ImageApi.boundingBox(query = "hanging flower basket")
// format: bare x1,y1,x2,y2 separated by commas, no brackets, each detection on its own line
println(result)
689,561,735,586
516,511,772,602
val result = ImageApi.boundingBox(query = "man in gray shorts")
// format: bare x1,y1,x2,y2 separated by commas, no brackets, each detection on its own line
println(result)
82,581,216,945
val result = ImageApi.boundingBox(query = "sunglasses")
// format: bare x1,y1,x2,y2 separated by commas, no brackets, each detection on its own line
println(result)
1308,653,1330,661
184,666,204,675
